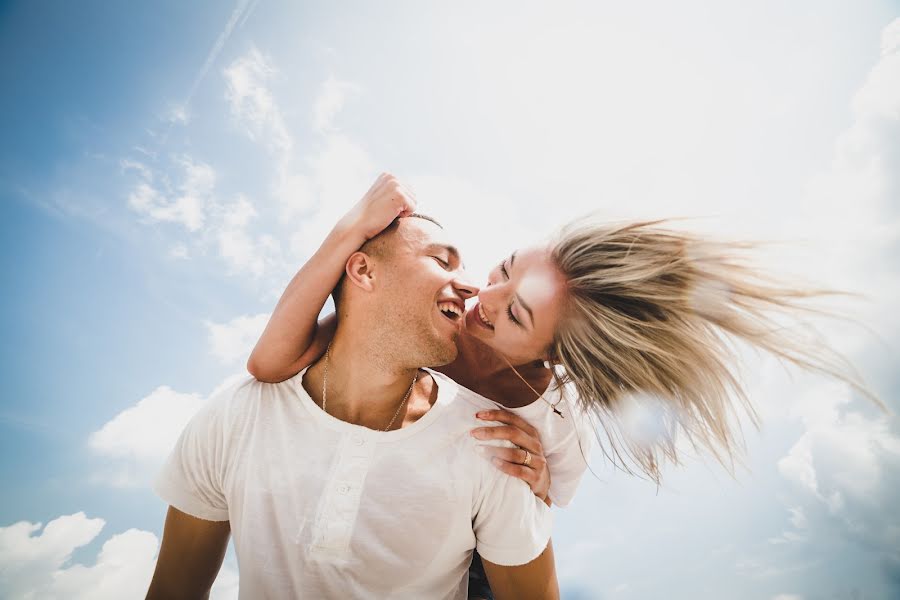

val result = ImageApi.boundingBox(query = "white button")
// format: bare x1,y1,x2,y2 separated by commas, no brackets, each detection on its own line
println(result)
352,435,365,446
338,484,350,494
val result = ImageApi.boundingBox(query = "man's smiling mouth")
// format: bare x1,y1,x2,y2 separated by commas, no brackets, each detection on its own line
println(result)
437,300,463,323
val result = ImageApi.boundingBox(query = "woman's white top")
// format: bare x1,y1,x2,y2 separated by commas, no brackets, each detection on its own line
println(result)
482,370,594,508
154,367,552,599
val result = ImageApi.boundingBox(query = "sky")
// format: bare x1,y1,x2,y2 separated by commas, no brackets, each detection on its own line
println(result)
1,0,899,598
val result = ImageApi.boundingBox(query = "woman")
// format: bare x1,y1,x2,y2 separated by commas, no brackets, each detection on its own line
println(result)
247,173,876,598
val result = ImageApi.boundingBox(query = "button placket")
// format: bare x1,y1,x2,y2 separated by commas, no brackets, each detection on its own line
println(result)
310,431,376,558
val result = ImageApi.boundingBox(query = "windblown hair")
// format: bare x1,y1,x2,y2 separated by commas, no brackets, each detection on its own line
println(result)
548,219,880,484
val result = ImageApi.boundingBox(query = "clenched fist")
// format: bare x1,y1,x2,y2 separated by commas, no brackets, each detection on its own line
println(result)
340,173,418,241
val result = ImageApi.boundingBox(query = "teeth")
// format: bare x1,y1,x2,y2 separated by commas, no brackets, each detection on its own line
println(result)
478,303,493,327
437,301,462,317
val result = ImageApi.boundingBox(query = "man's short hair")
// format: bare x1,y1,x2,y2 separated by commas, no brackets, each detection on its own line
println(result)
331,213,442,310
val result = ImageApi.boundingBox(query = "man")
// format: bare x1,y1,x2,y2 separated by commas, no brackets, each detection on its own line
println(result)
146,213,559,599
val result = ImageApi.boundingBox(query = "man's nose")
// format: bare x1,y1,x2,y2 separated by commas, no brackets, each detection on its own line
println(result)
452,273,479,299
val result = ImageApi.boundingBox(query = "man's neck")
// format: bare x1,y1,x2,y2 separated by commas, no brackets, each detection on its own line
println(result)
303,331,424,430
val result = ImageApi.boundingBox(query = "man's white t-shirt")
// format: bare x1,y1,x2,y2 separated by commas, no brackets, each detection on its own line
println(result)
154,367,553,599
497,375,594,508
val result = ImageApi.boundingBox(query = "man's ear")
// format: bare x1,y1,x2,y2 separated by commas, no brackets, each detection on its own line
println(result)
344,251,377,293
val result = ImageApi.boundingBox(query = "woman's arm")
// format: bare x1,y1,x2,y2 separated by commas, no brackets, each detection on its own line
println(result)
246,173,417,383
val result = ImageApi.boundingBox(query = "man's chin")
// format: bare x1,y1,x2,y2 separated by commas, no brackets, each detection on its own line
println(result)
421,339,459,367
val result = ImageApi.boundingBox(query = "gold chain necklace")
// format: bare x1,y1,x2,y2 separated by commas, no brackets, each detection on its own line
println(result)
321,344,418,432
503,357,564,419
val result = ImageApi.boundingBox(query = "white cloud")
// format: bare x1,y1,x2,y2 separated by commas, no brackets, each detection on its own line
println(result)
126,157,215,232
215,195,283,278
768,19,900,591
119,159,152,181
273,170,316,222
224,47,292,154
287,133,377,261
0,513,143,600
0,513,104,569
168,243,189,259
88,372,248,489
88,386,206,487
0,513,237,599
122,151,284,277
205,313,270,365
221,51,370,236
313,76,361,133
46,528,157,600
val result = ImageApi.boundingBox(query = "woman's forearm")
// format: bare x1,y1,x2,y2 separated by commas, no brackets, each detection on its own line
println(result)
246,220,364,382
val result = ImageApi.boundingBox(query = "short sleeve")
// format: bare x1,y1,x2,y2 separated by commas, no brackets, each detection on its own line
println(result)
546,406,594,508
472,461,553,566
153,395,231,522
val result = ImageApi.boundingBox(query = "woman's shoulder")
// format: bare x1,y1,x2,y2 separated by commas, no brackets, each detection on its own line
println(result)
505,376,592,451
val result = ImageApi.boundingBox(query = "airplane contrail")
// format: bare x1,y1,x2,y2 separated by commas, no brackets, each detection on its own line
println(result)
164,0,260,136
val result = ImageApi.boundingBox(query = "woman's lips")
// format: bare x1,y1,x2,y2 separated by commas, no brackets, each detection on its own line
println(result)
472,302,494,330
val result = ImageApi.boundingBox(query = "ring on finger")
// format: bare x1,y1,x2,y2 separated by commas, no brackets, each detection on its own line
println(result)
522,449,532,467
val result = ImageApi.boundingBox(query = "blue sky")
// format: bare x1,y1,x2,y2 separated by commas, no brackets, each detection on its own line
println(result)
2,1,900,598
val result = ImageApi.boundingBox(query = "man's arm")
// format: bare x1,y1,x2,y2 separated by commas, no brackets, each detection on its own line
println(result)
481,540,559,600
146,507,231,600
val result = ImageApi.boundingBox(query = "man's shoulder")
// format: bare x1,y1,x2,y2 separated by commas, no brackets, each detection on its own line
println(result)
429,369,501,413
197,371,308,425
423,369,505,446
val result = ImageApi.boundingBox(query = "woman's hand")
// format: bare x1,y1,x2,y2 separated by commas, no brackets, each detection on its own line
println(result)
471,409,551,503
339,172,418,241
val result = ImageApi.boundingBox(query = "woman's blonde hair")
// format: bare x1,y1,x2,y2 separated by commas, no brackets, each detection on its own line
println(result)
549,218,881,484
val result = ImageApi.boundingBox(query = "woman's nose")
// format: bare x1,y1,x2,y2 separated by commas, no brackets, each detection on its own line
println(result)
476,280,502,305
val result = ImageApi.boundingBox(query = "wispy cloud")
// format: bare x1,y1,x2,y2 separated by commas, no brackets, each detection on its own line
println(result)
223,47,291,153
313,76,361,133
205,313,270,365
215,195,283,278
167,0,261,128
126,157,215,232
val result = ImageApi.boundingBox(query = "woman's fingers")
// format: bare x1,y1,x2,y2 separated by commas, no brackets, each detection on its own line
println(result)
470,425,543,456
476,409,539,439
480,445,534,466
492,458,537,484
471,409,551,500
396,183,417,216
479,446,537,478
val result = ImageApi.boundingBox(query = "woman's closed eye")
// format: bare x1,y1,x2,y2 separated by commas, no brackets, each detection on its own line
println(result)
499,260,524,328
506,305,522,327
